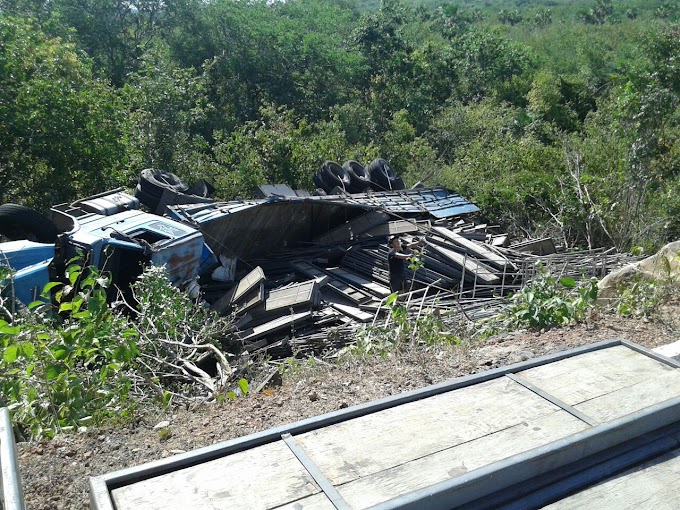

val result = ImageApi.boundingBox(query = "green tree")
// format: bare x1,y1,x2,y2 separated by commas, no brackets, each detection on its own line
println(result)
0,17,131,208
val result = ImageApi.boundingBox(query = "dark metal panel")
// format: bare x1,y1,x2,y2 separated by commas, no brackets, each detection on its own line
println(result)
620,339,680,369
489,424,680,510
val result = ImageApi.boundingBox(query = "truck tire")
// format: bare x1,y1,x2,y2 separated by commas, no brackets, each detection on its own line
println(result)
0,204,58,243
320,161,351,191
342,160,371,193
134,184,160,211
139,169,189,198
367,158,400,191
313,173,332,194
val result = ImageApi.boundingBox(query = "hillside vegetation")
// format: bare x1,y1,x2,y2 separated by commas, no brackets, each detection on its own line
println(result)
0,0,678,250
1,0,680,441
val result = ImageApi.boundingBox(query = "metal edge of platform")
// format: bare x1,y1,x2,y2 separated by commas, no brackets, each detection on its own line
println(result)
488,421,680,510
368,396,680,510
88,338,668,509
0,407,26,510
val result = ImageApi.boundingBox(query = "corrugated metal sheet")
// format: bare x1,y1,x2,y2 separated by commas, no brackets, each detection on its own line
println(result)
318,187,480,219
167,187,478,261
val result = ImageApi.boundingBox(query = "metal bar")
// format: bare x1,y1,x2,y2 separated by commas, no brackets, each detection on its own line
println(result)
505,374,598,426
89,339,626,508
0,407,25,510
487,423,680,510
620,339,680,369
281,433,350,510
368,396,680,510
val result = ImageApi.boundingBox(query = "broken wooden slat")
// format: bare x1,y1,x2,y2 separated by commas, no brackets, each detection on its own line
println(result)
238,311,314,342
325,267,392,298
432,226,517,272
265,280,320,312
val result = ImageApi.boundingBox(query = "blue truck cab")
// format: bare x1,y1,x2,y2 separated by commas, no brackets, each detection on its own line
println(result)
1,190,213,307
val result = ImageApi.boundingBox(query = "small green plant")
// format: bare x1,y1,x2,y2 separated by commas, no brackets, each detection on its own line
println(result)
0,262,138,438
225,378,249,400
343,291,455,358
501,269,599,330
613,277,665,318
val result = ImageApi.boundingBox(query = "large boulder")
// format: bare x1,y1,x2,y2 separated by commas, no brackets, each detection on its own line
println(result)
598,241,680,300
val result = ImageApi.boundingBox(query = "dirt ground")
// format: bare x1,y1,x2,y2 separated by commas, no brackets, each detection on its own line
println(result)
15,302,680,510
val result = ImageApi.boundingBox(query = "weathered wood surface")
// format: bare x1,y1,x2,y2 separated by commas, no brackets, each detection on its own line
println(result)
269,493,336,510
516,345,676,407
111,441,321,510
575,369,680,422
326,267,392,297
296,378,560,486
432,226,516,271
337,409,589,508
543,447,680,510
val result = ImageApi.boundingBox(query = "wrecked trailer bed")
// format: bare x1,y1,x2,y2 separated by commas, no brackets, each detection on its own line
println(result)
90,339,680,510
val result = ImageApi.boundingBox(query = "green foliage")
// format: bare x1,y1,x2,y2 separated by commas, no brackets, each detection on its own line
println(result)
0,17,131,208
0,264,137,438
612,277,665,317
345,291,456,358
501,269,599,330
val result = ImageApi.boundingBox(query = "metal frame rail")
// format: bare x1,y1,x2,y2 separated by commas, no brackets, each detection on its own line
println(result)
90,339,680,510
0,407,25,510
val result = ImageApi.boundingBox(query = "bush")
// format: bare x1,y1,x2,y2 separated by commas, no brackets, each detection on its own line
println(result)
501,269,599,329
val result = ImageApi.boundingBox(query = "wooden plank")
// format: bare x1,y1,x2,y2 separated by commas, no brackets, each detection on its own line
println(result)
293,262,373,305
337,410,589,509
517,346,677,406
432,226,516,271
295,378,560,485
362,219,421,238
328,302,374,323
575,369,680,423
110,441,321,510
326,267,392,297
265,281,319,312
269,493,336,510
238,311,313,342
544,447,680,510
426,243,500,284
212,266,266,314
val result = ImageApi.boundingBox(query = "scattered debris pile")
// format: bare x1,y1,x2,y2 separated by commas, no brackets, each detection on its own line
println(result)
167,185,636,358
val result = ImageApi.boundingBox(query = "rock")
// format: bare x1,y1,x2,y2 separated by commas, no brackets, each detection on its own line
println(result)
339,401,349,409
153,420,170,430
519,351,534,361
308,390,318,402
170,449,186,455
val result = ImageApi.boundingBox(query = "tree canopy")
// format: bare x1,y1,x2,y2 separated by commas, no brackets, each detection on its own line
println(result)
0,0,678,249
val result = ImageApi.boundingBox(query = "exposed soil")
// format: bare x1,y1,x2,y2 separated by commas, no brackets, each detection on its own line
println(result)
16,302,680,510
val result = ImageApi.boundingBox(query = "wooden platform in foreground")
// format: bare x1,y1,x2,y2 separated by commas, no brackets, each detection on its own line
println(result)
90,339,680,510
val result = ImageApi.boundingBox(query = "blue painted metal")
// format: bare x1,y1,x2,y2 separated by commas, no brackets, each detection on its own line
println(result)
0,241,55,306
65,209,206,284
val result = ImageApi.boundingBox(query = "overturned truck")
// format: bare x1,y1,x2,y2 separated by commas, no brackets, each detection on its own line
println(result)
1,171,625,357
